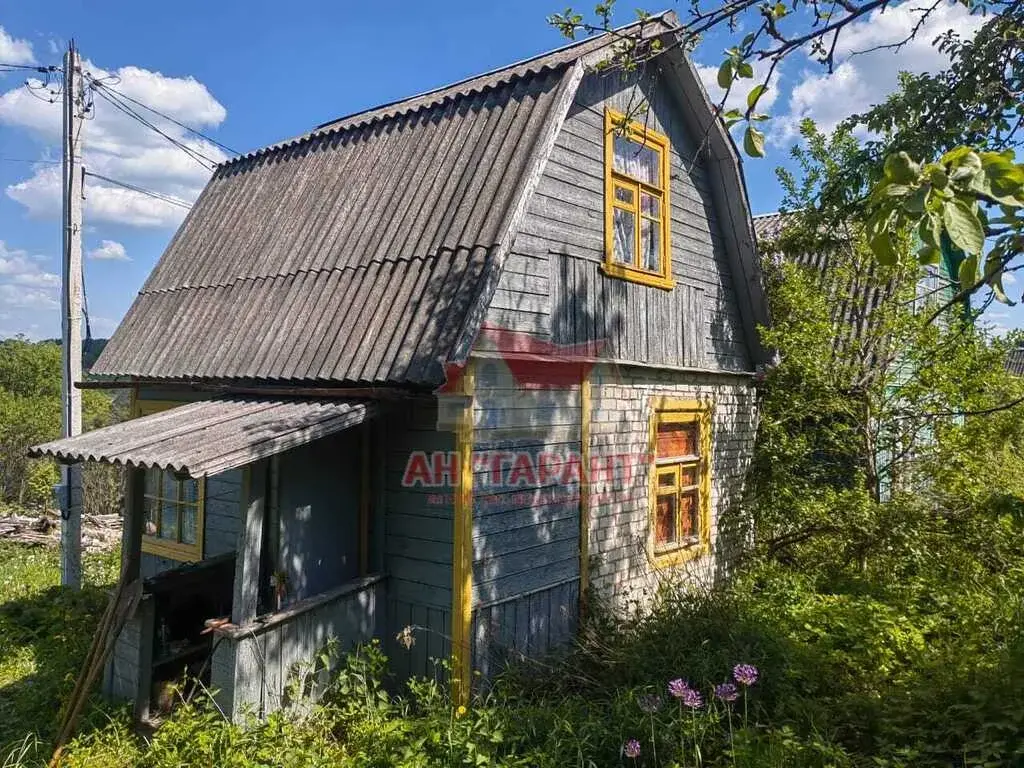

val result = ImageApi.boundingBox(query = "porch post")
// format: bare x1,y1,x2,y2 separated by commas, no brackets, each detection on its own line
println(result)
122,466,145,581
214,459,268,720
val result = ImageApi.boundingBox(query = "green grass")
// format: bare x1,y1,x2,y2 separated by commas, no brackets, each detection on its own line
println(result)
0,541,120,753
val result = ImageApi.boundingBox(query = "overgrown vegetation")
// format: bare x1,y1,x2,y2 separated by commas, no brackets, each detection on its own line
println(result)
0,337,121,514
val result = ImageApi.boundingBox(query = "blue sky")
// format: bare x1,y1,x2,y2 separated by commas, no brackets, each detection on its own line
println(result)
1,0,1014,341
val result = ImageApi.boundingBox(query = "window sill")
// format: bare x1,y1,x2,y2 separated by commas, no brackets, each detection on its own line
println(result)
652,541,709,569
600,262,676,291
142,537,202,562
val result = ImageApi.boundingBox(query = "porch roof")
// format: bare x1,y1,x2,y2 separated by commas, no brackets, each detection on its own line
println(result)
29,396,376,477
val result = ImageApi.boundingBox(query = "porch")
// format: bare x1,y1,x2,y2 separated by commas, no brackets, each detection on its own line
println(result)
31,395,390,721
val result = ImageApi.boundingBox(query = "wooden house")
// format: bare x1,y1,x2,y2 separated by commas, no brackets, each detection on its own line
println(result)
31,11,768,721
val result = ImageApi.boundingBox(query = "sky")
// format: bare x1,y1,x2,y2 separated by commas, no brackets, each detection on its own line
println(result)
0,0,1012,342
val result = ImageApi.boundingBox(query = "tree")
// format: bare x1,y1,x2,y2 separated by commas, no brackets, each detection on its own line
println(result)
550,0,1024,306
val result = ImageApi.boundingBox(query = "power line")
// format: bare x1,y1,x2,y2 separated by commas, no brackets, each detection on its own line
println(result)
0,156,61,165
0,63,58,72
89,81,220,170
88,78,239,157
83,170,193,210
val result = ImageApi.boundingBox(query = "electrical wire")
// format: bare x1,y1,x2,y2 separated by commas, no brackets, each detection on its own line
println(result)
83,170,193,210
89,83,220,170
88,78,239,157
0,157,61,165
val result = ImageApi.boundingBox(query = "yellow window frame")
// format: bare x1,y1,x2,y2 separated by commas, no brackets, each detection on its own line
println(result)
602,108,675,290
131,393,205,562
648,397,712,568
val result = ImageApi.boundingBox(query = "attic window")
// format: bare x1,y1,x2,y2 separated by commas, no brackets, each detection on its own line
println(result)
603,109,674,290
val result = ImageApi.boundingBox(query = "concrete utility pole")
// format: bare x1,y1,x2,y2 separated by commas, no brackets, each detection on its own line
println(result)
59,40,84,589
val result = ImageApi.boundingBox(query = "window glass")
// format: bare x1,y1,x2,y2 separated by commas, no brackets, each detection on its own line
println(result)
641,218,661,272
613,207,636,265
615,185,635,206
655,492,678,546
613,134,660,186
180,506,197,545
656,422,698,458
640,192,660,218
679,489,699,539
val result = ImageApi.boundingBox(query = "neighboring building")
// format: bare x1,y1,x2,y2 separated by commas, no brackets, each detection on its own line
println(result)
32,12,768,721
752,211,962,499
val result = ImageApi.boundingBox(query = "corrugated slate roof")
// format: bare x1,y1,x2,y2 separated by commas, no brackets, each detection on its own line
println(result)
29,397,375,477
92,12,772,384
93,61,579,386
1007,345,1024,376
753,211,898,379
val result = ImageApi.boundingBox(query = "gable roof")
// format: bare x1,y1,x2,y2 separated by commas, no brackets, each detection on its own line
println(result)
92,13,768,388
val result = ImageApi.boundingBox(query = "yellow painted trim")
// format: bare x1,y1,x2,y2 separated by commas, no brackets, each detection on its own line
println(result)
359,422,371,576
132,396,206,562
579,373,592,618
451,360,475,706
648,397,714,569
603,108,674,289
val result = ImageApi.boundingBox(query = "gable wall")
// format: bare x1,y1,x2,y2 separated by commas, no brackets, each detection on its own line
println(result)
478,68,751,372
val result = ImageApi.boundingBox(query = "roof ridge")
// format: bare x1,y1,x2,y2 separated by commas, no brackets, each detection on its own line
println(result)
220,12,676,169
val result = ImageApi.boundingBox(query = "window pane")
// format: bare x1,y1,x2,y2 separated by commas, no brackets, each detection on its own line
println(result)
162,471,177,501
182,479,199,505
657,470,676,488
655,492,678,546
679,464,698,487
614,185,635,206
641,218,661,272
145,468,159,498
641,192,660,218
143,498,159,537
613,134,660,186
160,501,178,542
613,207,636,265
680,489,699,539
656,421,698,458
180,506,197,545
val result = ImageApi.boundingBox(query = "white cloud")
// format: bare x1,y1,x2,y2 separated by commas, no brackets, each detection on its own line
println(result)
1003,273,1016,285
0,27,35,66
87,239,129,261
771,0,987,142
0,59,227,227
0,284,58,311
0,240,59,289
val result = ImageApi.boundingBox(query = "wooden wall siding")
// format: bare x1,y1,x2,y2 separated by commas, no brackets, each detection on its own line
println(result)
470,578,579,680
585,364,759,605
139,468,242,579
480,69,750,372
104,601,144,701
216,578,382,720
382,399,456,681
550,254,706,367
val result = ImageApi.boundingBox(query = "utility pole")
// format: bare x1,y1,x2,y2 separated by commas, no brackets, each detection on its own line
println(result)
59,40,84,589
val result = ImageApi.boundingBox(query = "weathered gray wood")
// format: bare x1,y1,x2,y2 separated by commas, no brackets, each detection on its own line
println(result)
232,459,268,624
122,467,145,581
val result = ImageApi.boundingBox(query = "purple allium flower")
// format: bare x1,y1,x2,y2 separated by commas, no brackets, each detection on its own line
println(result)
623,739,641,759
681,687,704,709
733,663,759,687
714,682,739,702
667,678,691,699
638,693,663,713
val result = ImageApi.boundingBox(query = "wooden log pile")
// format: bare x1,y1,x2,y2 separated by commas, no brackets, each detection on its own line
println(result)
0,512,121,552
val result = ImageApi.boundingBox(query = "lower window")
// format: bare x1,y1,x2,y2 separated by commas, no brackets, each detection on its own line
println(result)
650,399,711,565
142,467,204,561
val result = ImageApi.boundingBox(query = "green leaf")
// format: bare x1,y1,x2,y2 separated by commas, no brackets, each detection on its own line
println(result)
884,152,921,184
717,60,734,89
927,166,949,189
985,253,1014,305
903,185,929,214
958,252,978,289
918,210,943,248
870,230,897,265
773,1,787,17
743,126,766,158
943,198,985,256
917,245,941,265
940,146,973,166
747,84,767,110
738,61,754,78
